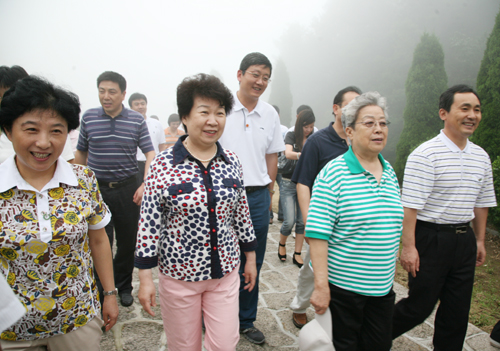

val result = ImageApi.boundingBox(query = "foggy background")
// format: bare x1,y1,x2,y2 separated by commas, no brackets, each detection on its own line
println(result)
1,0,499,164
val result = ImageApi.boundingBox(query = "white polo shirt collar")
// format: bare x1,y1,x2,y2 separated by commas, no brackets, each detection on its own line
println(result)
438,130,471,154
0,155,78,193
233,92,266,116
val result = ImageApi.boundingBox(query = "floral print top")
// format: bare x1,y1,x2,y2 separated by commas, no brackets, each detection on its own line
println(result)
134,137,257,281
0,156,110,341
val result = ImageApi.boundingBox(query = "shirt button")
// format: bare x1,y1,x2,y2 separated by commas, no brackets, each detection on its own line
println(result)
213,246,217,250
204,171,208,174
43,227,48,232
233,184,237,187
38,194,43,198
208,189,212,192
179,190,183,193
211,209,214,212
246,124,249,127
212,229,216,232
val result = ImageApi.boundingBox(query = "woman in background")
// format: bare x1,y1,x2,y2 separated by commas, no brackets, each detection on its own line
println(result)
278,109,315,268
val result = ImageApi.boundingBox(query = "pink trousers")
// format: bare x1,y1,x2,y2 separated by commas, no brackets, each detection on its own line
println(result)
159,265,240,351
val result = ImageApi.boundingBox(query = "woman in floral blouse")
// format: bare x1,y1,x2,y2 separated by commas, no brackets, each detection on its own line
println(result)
136,74,257,351
0,76,118,350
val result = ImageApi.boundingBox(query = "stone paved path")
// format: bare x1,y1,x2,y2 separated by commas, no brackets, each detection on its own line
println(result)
100,216,494,350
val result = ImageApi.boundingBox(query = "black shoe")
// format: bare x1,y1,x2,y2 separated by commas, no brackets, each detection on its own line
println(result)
293,252,303,268
241,327,265,344
278,243,286,261
119,292,134,307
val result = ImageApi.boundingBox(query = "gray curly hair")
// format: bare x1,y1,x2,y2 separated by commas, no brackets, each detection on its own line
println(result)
341,91,388,130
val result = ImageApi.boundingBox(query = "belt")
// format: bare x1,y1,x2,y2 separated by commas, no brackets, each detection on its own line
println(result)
98,175,138,189
245,185,268,194
417,220,470,234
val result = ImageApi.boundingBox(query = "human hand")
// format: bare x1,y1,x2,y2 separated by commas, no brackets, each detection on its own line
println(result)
133,183,145,206
400,245,420,278
102,296,119,331
310,285,330,315
138,279,157,316
243,258,257,292
476,241,486,266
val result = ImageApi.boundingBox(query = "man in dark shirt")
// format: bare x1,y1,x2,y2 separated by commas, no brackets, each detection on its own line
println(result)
290,86,361,328
75,71,155,307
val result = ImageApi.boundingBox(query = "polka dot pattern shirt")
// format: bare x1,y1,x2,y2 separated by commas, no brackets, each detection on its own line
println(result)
134,136,257,281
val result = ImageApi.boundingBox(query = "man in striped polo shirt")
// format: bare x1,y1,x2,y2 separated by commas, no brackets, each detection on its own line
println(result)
393,85,497,351
75,71,155,307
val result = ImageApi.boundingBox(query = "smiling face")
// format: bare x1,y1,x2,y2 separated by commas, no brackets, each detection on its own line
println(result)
130,98,147,118
440,92,481,144
237,64,271,103
346,105,388,156
6,109,68,181
98,80,126,118
182,97,226,148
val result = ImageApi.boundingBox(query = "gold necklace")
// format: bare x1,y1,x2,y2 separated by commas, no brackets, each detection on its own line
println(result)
183,138,217,163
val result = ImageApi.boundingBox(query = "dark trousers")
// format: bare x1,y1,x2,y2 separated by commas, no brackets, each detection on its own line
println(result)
392,221,477,351
239,188,270,329
329,283,395,351
97,175,140,297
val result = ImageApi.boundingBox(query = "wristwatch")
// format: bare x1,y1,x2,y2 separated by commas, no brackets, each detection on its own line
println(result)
103,288,118,296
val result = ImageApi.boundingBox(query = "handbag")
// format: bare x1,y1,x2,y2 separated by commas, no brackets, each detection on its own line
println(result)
278,153,297,174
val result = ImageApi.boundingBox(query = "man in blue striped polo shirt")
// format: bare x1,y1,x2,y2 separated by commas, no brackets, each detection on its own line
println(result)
393,85,497,351
75,71,155,307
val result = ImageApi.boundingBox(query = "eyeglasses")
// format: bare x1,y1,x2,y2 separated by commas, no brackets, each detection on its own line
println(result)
356,120,390,129
246,71,271,83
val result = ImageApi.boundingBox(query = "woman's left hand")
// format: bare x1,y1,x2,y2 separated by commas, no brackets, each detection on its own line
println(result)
102,296,119,331
243,251,257,292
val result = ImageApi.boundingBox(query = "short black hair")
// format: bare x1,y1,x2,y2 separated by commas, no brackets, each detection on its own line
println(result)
168,113,180,126
0,65,28,90
177,74,234,133
297,104,312,115
439,84,480,112
97,71,126,92
239,52,272,76
0,76,80,133
128,92,147,107
333,86,362,106
272,105,280,115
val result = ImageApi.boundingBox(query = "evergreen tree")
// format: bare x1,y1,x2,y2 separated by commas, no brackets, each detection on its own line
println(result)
394,33,448,180
268,58,293,127
472,8,500,160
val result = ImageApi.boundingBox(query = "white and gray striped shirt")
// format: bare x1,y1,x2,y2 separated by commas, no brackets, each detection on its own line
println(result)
401,130,496,224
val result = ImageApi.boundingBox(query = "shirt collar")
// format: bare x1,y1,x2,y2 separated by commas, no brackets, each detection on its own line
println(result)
172,135,231,166
0,155,78,193
343,146,387,174
232,92,265,117
99,104,128,118
438,130,471,154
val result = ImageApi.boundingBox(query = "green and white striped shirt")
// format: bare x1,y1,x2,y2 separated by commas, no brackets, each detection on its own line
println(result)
306,147,403,296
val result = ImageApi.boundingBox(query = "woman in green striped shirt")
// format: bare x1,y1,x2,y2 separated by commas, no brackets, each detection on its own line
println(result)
307,92,403,351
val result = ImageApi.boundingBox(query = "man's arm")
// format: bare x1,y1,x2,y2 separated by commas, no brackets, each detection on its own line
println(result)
399,207,419,277
74,150,88,166
265,152,278,198
472,207,489,266
133,150,155,205
297,183,311,224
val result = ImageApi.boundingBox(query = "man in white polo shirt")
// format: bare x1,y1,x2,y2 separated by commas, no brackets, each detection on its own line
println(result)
128,92,167,177
393,85,497,351
219,52,285,344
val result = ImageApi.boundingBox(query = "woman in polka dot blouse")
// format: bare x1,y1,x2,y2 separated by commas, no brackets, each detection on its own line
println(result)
135,74,257,351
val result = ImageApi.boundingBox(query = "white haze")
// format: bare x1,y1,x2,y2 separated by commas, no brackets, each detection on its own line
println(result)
0,0,327,127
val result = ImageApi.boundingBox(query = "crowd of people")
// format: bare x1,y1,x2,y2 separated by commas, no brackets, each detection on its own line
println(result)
0,51,498,351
